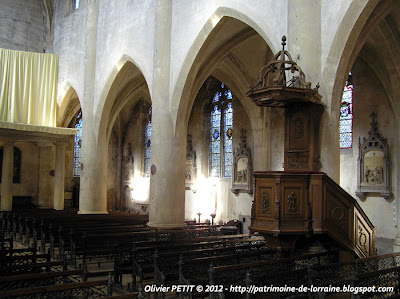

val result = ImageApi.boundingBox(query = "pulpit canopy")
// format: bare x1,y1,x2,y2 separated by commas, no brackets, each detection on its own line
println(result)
246,36,321,107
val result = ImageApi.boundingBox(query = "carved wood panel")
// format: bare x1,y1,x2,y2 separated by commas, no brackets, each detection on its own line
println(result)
354,211,374,258
325,190,351,241
258,187,273,217
288,111,308,151
282,188,301,216
284,104,323,171
251,178,277,232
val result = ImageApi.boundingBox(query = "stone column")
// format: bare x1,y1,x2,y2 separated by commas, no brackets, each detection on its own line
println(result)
393,126,400,252
252,107,277,171
1,142,14,211
38,144,55,208
288,0,321,85
78,0,107,214
287,1,340,180
53,142,66,210
147,0,186,227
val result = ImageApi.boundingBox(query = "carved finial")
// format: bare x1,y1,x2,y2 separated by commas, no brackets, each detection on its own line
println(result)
240,128,247,148
281,35,287,51
127,143,132,157
370,112,378,132
187,134,192,150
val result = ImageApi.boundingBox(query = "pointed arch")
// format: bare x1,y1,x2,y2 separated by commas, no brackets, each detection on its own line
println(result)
93,56,152,212
171,6,280,136
321,0,383,113
95,55,151,146
57,85,82,128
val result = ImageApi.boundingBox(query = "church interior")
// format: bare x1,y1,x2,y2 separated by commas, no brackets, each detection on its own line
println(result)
1,0,400,297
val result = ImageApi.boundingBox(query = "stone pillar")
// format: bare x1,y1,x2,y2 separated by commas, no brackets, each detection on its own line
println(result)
54,142,66,210
393,127,400,252
38,144,55,208
287,1,340,179
1,142,14,211
78,0,107,214
147,0,186,227
252,108,275,171
288,0,321,87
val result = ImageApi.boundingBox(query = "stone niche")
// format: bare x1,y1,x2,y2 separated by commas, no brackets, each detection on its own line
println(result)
356,113,392,200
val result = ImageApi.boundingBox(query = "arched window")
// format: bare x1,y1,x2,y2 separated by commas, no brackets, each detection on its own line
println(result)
210,83,233,178
74,0,79,10
144,107,152,177
73,111,82,177
339,72,353,149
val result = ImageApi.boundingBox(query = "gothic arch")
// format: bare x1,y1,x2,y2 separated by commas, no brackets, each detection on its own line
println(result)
57,85,81,128
106,89,151,143
322,0,383,114
96,56,151,146
172,6,280,137
95,57,152,211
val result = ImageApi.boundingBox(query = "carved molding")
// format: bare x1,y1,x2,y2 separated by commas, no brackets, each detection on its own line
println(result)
287,192,297,211
332,207,345,221
185,134,197,191
328,199,346,231
287,157,308,169
356,113,392,200
356,223,369,257
231,129,253,195
261,191,270,213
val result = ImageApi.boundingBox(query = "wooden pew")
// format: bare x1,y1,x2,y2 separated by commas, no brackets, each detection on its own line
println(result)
0,278,113,298
0,250,51,268
0,258,67,276
0,237,13,253
69,228,213,269
0,269,84,291
209,250,339,288
175,248,276,286
10,210,149,253
114,235,266,288
129,240,269,292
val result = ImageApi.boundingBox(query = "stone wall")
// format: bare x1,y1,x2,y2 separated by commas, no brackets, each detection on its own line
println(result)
340,57,398,239
0,143,39,199
0,0,48,52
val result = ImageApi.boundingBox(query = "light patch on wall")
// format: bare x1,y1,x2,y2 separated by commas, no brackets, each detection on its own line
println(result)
130,175,150,203
192,176,221,222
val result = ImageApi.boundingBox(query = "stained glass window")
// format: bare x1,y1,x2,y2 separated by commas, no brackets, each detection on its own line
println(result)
210,106,221,177
73,111,82,177
339,73,353,149
74,0,79,10
209,83,233,178
144,108,152,176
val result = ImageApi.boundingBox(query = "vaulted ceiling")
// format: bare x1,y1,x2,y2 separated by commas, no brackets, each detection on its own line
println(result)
354,0,400,108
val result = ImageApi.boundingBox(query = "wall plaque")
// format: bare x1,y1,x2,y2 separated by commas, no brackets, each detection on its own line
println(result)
231,129,253,194
356,113,392,200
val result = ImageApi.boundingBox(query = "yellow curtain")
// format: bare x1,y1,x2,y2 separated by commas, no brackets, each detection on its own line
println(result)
0,48,58,127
